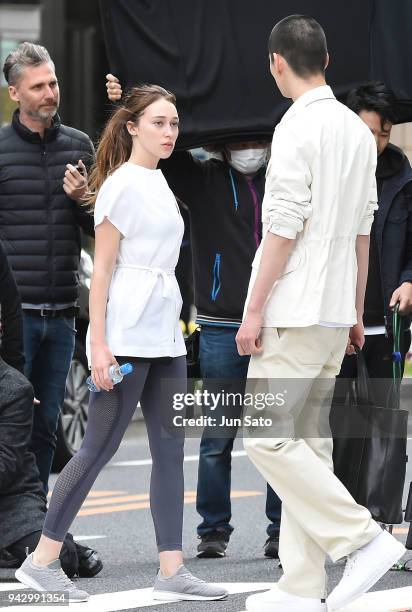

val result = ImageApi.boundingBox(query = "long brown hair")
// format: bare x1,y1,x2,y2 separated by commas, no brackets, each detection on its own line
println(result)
86,84,176,206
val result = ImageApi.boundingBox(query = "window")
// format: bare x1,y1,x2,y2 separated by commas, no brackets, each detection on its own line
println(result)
0,3,41,125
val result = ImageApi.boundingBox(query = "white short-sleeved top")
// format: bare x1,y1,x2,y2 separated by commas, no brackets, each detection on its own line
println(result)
86,162,186,363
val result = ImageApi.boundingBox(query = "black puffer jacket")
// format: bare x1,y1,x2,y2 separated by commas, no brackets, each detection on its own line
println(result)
0,241,24,373
0,357,46,549
0,110,94,304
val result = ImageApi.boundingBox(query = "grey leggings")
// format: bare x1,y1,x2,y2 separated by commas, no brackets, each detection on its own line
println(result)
43,356,186,552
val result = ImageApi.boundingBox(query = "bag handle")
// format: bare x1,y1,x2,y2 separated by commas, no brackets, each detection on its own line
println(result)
392,302,403,410
392,302,403,381
355,346,373,405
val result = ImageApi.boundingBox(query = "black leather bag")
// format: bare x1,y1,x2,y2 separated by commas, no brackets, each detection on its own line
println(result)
331,309,409,524
185,327,201,379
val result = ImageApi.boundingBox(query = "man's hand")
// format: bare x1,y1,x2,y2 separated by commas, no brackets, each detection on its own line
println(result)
347,321,365,355
236,310,263,356
106,73,122,102
390,282,412,315
63,160,88,202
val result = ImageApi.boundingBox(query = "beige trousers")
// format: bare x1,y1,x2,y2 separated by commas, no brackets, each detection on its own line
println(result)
244,326,381,598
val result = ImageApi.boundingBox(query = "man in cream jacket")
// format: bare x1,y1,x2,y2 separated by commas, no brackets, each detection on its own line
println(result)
236,14,406,612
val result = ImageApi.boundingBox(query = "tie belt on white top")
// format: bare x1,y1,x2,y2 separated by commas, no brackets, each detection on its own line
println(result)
115,264,175,298
113,263,178,332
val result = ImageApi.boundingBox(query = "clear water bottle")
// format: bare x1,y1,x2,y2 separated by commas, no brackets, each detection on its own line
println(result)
86,363,133,392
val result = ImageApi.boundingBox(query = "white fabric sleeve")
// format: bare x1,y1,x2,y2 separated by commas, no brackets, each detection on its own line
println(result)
264,124,313,240
358,157,378,236
93,176,134,237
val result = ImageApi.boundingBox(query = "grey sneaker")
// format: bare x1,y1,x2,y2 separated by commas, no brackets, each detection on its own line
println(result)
15,553,89,603
153,564,228,601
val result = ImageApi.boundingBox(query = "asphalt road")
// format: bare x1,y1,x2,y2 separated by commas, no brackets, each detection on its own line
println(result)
2,416,412,611
1,379,412,611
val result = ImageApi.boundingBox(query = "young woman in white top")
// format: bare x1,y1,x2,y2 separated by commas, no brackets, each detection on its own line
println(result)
16,85,228,603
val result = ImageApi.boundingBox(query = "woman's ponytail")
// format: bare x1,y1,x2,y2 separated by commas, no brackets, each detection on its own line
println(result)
85,84,176,207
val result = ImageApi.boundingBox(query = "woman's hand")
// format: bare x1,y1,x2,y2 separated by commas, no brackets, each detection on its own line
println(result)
91,342,118,391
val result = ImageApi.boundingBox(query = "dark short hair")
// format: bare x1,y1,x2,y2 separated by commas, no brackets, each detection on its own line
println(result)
346,82,397,129
268,15,328,78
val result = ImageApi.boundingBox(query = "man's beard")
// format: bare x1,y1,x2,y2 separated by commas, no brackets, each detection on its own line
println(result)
28,105,58,123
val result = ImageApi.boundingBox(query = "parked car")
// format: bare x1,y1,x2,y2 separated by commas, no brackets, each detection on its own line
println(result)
52,249,92,471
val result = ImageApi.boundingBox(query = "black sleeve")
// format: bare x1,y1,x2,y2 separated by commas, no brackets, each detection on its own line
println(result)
72,137,95,237
0,243,24,373
0,361,34,491
159,151,204,209
400,182,412,284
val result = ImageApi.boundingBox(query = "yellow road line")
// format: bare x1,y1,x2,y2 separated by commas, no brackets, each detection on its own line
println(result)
77,490,263,517
53,488,410,534
79,501,168,516
48,489,126,499
81,494,150,507
81,491,203,507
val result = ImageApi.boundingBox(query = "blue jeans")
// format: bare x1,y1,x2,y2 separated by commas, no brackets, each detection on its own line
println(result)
23,313,76,494
197,325,282,537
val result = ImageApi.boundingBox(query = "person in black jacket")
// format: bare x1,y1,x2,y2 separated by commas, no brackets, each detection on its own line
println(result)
106,74,282,559
0,358,102,578
0,242,24,373
0,42,94,493
0,242,102,578
338,82,412,401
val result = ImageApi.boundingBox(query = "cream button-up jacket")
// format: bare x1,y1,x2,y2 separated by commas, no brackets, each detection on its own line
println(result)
245,85,378,328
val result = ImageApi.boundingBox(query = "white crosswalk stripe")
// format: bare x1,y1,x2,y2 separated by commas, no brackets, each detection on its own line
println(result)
0,582,272,610
0,583,411,611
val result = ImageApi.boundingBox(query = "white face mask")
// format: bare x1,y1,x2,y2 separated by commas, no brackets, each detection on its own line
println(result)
228,147,268,174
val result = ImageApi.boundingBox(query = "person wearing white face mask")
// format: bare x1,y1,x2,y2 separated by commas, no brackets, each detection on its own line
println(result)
226,144,269,175
105,73,282,562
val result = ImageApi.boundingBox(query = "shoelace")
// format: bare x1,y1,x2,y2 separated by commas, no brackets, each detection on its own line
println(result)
51,568,77,591
179,570,206,585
